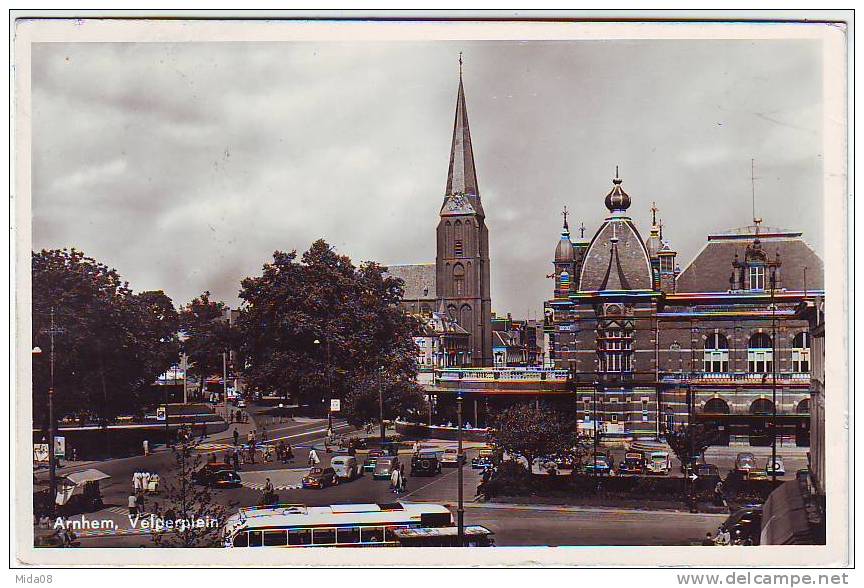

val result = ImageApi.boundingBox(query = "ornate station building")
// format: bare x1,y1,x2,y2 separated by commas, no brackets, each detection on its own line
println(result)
544,175,823,444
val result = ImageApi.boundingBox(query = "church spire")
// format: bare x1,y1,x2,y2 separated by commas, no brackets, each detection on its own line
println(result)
445,54,480,200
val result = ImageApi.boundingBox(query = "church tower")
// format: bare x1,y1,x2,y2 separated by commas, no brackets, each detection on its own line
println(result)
435,57,493,367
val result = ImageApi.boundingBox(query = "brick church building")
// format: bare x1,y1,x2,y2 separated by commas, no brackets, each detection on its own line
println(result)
387,64,493,368
545,175,823,444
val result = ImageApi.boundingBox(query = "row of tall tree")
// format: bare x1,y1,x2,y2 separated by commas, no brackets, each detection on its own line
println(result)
31,240,425,426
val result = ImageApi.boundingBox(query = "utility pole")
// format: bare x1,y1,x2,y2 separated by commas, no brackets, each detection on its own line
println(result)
222,350,228,421
457,391,465,546
326,339,333,433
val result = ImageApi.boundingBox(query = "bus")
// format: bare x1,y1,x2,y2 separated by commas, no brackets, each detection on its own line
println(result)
222,502,458,548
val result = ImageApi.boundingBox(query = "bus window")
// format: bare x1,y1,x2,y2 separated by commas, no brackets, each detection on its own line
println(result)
361,526,384,544
337,527,360,544
263,530,287,546
312,528,336,545
287,529,312,546
384,526,405,542
232,532,249,547
248,531,263,547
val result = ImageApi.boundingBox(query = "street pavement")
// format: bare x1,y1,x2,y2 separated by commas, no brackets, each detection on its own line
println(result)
40,402,804,548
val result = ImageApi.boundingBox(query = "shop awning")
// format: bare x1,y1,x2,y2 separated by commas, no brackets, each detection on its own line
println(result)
760,479,815,545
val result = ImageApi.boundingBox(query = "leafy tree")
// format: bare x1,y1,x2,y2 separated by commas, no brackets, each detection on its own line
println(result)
149,438,236,547
342,368,427,427
666,423,720,468
178,292,236,399
489,403,587,469
237,240,420,417
32,249,180,427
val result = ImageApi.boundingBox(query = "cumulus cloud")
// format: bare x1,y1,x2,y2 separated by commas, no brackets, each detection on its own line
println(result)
31,39,824,317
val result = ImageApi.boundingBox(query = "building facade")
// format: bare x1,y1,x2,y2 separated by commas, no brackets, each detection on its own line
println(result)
545,174,824,443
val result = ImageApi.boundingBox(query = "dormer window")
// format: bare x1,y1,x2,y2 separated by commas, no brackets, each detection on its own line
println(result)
660,255,674,273
749,265,765,290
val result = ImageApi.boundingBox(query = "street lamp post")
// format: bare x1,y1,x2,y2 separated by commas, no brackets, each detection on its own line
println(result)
378,366,385,443
38,307,65,515
456,391,465,547
314,338,333,434
770,271,778,482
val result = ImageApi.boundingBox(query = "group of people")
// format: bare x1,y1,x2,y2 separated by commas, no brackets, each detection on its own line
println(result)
132,470,159,494
389,464,408,494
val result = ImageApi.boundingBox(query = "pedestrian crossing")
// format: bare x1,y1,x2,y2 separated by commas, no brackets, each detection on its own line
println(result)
242,481,302,491
195,442,236,451
102,506,129,516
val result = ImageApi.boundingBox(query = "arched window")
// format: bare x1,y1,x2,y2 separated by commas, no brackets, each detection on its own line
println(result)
750,398,774,415
748,333,773,373
460,305,472,332
703,397,730,415
452,264,465,296
703,333,729,373
796,398,810,415
792,332,810,373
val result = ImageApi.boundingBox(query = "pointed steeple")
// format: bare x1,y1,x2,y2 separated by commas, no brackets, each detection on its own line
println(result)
445,55,481,204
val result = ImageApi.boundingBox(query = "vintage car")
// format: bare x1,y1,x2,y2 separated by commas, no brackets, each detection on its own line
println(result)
302,466,338,489
471,447,495,469
618,452,645,475
373,456,401,480
645,451,671,475
440,447,461,467
734,452,758,475
411,451,442,476
193,462,242,488
329,455,361,481
765,456,786,477
363,449,386,472
582,454,613,476
716,506,763,545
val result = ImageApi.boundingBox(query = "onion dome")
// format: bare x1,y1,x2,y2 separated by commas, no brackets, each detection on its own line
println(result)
604,177,631,213
554,213,575,262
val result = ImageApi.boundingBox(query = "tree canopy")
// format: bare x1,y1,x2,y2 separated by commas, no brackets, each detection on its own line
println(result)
237,240,421,416
179,291,236,395
31,248,180,426
666,423,720,466
489,403,587,468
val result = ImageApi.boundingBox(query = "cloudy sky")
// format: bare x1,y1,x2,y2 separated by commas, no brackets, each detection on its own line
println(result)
32,39,824,317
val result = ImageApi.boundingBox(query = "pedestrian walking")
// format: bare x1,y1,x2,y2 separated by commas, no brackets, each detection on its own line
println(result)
412,440,420,456
399,464,407,492
142,440,149,456
141,472,151,493
248,442,256,464
232,450,240,471
261,427,268,442
390,467,400,493
308,448,320,467
233,428,239,446
128,494,138,518
133,471,143,493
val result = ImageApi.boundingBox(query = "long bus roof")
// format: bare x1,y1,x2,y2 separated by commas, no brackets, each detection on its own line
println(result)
224,502,451,533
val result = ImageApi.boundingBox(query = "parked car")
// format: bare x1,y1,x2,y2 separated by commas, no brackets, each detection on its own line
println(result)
373,456,401,479
765,456,786,477
440,447,461,467
645,451,671,475
302,466,338,489
717,506,763,545
583,454,613,476
363,449,385,472
734,452,757,475
681,454,706,474
471,447,495,470
330,455,361,481
411,451,442,476
236,399,247,409
618,452,645,475
193,462,241,488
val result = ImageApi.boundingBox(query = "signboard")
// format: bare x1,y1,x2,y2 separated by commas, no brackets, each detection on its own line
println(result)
330,399,341,412
54,436,66,459
156,406,167,422
34,443,49,463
